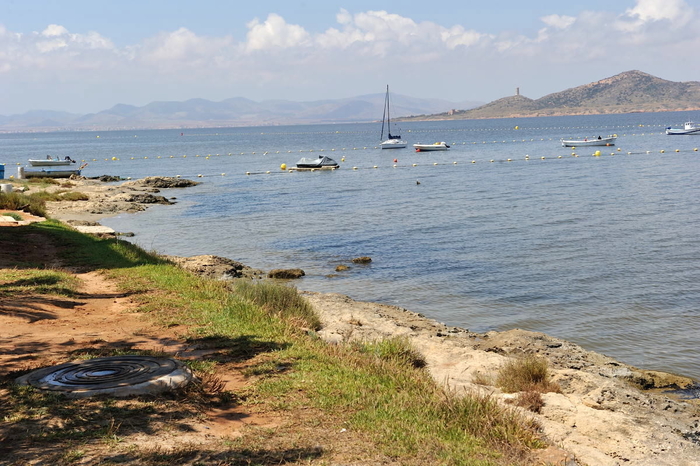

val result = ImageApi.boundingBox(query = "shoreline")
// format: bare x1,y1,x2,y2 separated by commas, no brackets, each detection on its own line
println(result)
16,176,700,465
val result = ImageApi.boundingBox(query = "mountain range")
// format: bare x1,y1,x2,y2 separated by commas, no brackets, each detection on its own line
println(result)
406,70,700,121
0,94,482,132
2,70,698,132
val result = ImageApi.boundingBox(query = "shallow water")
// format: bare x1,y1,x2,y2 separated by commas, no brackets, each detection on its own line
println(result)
3,110,699,379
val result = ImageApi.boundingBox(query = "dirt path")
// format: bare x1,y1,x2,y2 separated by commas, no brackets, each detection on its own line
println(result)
0,270,184,377
0,224,282,464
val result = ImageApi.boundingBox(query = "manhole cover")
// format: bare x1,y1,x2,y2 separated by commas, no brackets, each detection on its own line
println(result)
16,356,193,398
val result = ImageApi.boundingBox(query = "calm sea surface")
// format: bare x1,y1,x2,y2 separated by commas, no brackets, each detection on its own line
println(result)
3,111,699,380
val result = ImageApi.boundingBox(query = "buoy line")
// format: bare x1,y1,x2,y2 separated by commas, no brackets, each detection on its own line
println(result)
84,131,682,166
112,145,696,180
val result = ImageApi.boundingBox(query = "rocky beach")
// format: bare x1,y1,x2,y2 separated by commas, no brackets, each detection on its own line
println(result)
4,176,700,465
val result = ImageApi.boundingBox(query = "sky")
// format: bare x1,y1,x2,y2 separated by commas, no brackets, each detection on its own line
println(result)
0,0,698,115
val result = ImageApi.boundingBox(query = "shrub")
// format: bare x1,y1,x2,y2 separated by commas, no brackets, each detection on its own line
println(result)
232,280,321,330
496,354,561,394
0,192,47,217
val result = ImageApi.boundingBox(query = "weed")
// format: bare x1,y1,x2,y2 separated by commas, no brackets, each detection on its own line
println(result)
496,354,561,394
509,390,545,413
232,280,321,331
4,212,23,220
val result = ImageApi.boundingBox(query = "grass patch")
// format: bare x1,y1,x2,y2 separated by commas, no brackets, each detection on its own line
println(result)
496,354,561,395
0,223,550,465
0,191,48,217
0,269,80,297
27,190,89,202
4,212,23,221
231,280,321,331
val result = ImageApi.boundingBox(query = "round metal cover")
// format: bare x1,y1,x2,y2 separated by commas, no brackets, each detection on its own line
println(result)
16,356,193,398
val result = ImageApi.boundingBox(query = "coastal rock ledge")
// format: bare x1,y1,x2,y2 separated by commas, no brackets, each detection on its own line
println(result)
303,291,700,466
164,255,264,280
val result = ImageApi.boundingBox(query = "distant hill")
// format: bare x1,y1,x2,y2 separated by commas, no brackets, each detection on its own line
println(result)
0,94,483,132
406,71,700,120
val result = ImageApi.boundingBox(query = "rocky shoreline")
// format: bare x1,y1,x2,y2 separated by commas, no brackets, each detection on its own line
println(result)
20,176,700,465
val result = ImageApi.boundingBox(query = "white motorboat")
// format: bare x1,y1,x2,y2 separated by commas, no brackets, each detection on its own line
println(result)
295,155,339,169
561,135,617,147
413,142,450,151
665,122,700,135
28,156,77,167
379,85,407,149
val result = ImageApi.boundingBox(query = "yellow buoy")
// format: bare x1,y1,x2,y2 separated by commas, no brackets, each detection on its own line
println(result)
280,163,287,170
514,126,519,130
112,157,117,160
594,151,601,157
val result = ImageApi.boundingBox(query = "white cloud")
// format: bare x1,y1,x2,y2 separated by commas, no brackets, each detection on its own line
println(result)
0,3,698,113
245,13,310,52
541,15,576,30
616,0,694,32
140,27,232,65
626,0,689,23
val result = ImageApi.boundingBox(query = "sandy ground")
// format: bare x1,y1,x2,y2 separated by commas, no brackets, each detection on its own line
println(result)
3,176,700,465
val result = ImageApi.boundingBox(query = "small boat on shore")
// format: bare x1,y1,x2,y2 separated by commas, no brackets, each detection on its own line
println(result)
23,167,83,178
665,122,700,135
379,85,407,149
561,135,616,147
295,155,339,169
28,156,77,167
414,142,450,152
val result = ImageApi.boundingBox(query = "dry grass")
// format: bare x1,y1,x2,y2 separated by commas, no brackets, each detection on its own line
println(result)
496,354,561,395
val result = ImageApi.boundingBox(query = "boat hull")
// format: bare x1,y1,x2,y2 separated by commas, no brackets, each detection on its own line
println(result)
666,129,700,135
413,142,450,151
295,155,339,169
561,137,616,147
380,139,407,149
28,160,74,167
23,168,82,178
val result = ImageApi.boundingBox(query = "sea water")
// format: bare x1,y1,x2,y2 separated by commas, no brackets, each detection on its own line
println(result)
2,110,699,380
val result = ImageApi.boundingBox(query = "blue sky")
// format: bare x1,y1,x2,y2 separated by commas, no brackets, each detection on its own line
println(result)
1,0,698,114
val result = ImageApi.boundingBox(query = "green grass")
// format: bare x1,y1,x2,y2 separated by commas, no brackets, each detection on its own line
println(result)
4,212,23,221
0,222,549,465
0,189,88,218
0,269,81,298
0,191,48,217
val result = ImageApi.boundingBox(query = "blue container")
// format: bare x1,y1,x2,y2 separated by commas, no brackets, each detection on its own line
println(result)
0,165,4,179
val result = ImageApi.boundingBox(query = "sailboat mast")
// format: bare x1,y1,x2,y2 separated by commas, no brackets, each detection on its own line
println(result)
381,85,388,141
386,85,392,138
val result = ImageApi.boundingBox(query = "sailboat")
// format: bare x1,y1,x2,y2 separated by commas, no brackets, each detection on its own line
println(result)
380,85,407,149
